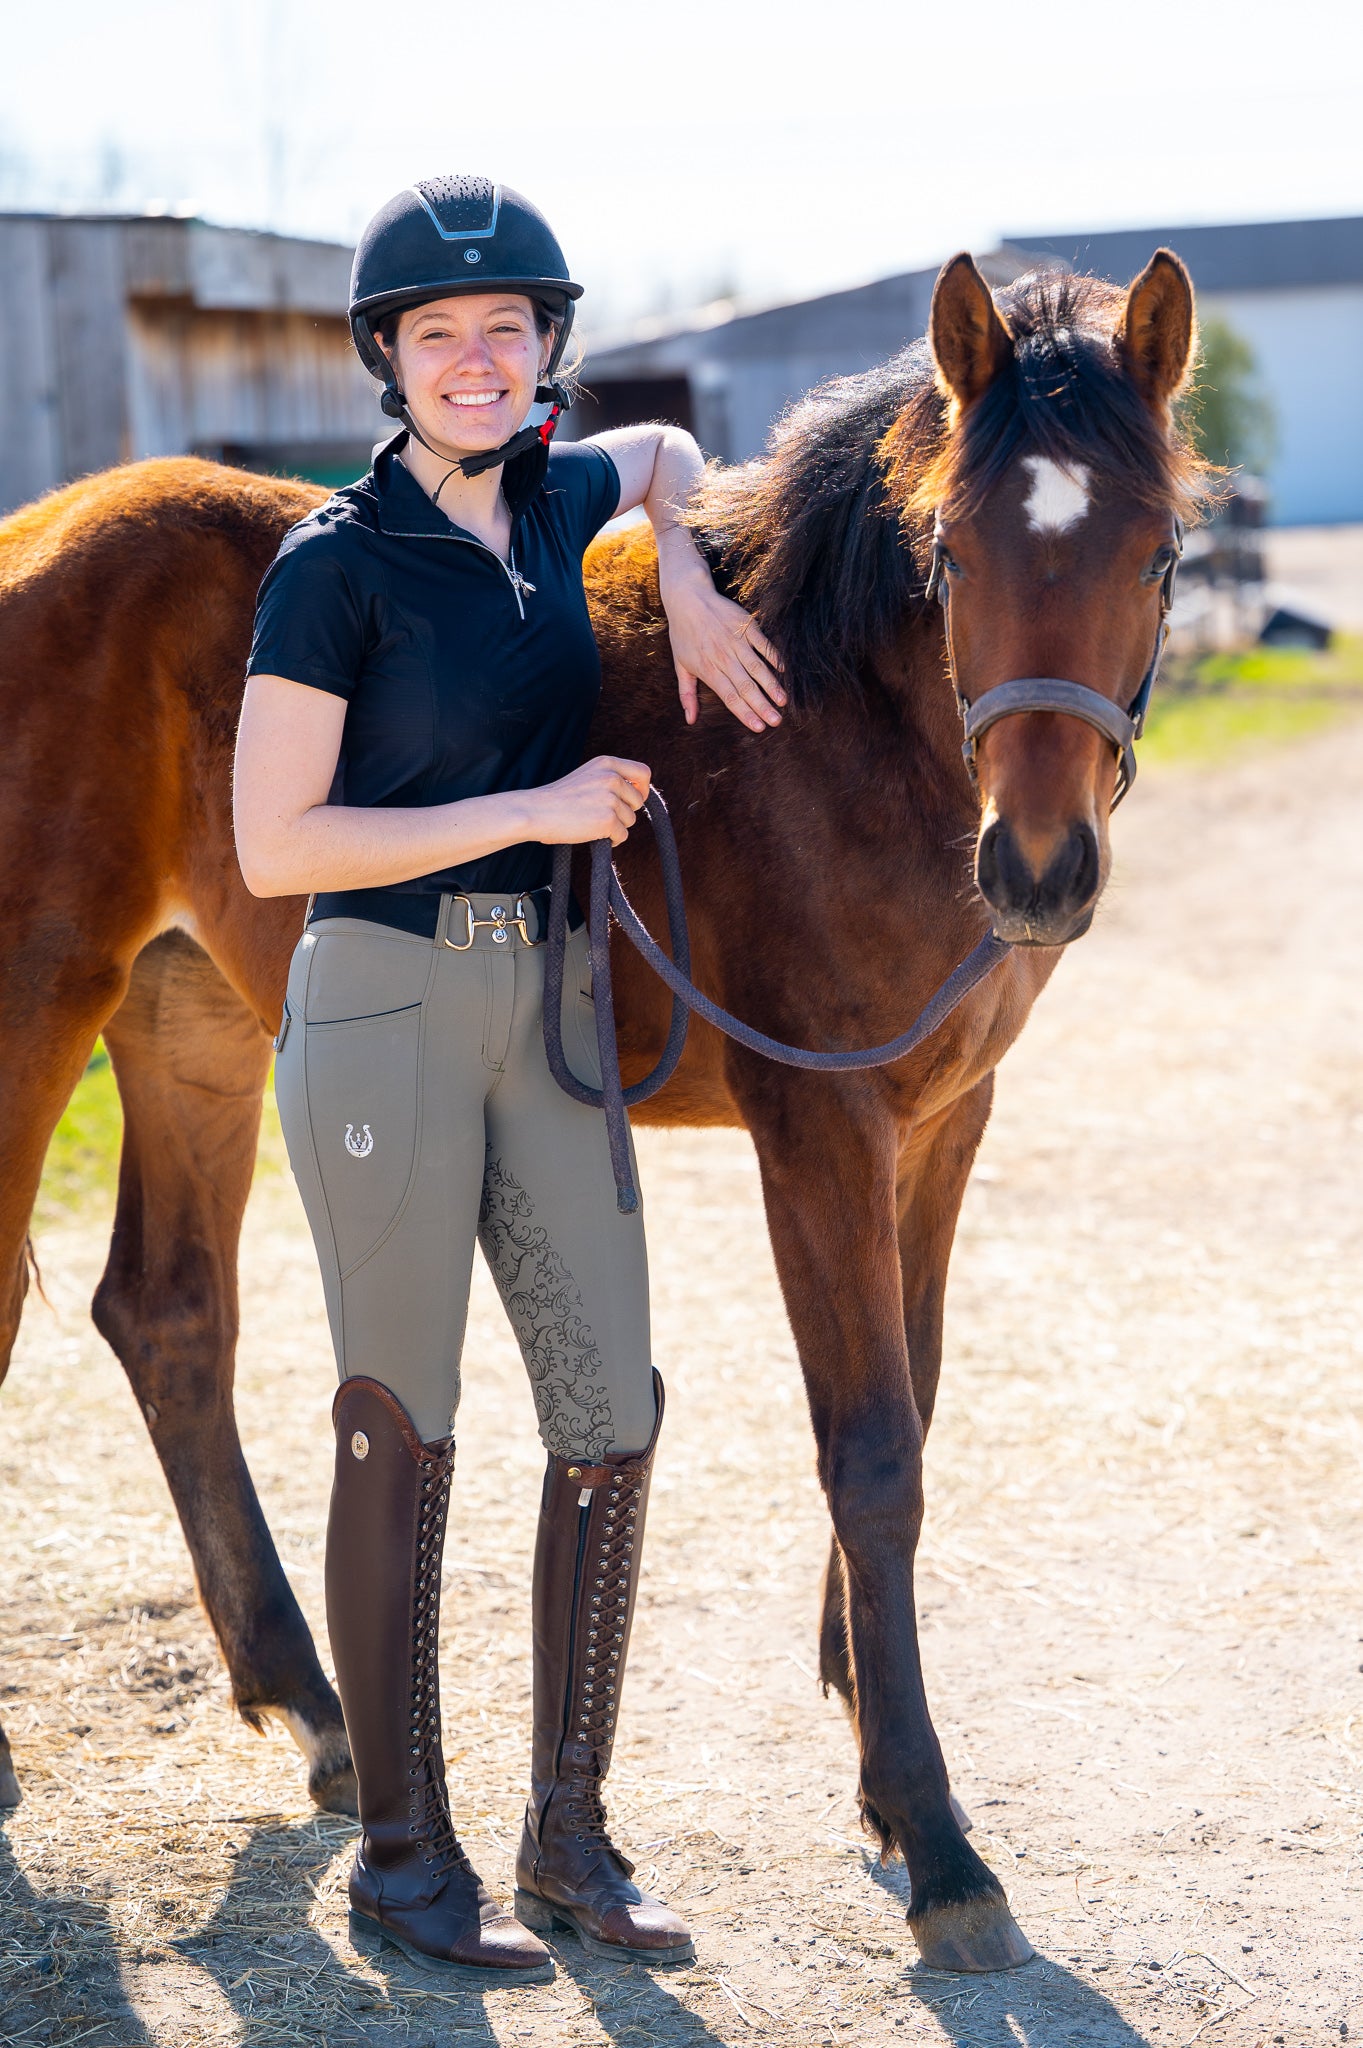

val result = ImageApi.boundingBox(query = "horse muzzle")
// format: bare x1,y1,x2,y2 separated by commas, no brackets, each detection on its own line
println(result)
975,815,1101,948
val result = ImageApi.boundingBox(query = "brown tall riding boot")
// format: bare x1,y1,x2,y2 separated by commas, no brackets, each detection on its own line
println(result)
327,1377,553,1983
514,1375,693,1962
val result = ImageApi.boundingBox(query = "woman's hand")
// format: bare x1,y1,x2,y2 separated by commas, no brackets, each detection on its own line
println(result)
529,756,651,847
592,424,787,736
658,551,787,733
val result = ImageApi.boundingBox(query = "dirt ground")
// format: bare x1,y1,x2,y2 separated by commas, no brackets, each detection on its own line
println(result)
3,719,1361,2048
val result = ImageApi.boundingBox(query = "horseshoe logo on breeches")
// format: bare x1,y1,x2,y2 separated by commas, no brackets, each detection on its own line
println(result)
344,1123,374,1159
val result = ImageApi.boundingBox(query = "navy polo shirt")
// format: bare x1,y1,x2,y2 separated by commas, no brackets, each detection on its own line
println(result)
246,431,621,925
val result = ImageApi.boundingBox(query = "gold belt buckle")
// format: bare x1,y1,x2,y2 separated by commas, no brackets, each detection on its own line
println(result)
444,895,534,950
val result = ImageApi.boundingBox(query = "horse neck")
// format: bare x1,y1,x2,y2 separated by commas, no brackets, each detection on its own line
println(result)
861,606,975,791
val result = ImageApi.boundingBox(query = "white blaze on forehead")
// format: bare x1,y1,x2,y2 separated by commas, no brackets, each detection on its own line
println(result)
1021,455,1091,534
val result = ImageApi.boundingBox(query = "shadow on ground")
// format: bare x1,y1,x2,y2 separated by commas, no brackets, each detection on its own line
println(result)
0,1818,156,2046
178,1817,732,2046
869,1853,1155,2048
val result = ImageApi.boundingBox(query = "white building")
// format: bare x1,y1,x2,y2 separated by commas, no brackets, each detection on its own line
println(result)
570,216,1363,528
1011,217,1363,526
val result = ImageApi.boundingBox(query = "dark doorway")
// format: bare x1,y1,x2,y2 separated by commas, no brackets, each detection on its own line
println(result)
569,375,695,440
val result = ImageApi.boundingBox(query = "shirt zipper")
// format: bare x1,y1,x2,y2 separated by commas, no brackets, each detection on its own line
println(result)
381,522,536,619
447,532,534,620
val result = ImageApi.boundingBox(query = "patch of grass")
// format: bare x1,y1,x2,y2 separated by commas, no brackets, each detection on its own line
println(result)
35,1041,123,1226
1143,633,1363,765
36,1047,288,1224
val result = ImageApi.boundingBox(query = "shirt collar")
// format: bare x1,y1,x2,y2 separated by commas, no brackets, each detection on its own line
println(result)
370,429,543,541
371,432,467,540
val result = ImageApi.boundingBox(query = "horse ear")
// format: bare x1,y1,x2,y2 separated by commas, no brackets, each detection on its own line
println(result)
929,253,1014,410
1122,249,1195,412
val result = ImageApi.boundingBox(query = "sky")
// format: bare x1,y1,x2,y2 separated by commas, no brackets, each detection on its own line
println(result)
2,0,1361,335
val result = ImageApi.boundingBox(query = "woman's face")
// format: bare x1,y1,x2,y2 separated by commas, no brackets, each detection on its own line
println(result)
387,294,551,459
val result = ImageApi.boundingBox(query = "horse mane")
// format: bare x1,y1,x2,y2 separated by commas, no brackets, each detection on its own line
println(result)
687,269,1217,706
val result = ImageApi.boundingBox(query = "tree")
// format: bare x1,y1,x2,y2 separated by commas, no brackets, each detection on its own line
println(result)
1182,315,1276,475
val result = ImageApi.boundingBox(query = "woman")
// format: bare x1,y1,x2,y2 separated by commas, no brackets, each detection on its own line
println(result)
233,177,784,1984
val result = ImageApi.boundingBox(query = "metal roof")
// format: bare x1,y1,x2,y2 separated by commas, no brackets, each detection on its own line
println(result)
1002,216,1363,293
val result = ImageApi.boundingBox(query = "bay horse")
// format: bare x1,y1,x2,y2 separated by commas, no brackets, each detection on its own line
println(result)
0,251,1206,1971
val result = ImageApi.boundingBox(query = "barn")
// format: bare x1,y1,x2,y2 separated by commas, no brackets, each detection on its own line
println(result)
0,211,376,519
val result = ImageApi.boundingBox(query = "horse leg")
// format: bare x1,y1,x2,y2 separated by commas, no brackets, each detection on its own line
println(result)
0,931,135,1804
819,1079,994,1705
93,931,354,1813
747,1072,1029,1971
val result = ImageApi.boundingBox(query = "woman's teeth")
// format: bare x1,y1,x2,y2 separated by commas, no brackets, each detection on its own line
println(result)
445,391,503,407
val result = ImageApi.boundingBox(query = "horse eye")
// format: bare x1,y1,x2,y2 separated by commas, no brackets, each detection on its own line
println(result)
1144,546,1174,582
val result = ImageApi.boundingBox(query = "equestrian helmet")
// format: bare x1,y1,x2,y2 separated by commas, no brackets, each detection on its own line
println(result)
349,176,582,390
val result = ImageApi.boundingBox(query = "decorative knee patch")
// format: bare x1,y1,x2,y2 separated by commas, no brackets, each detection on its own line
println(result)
478,1154,615,1459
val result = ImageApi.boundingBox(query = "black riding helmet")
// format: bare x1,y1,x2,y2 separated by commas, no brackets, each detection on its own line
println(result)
349,176,584,499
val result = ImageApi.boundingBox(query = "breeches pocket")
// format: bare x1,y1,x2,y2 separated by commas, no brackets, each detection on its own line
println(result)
301,1000,425,1276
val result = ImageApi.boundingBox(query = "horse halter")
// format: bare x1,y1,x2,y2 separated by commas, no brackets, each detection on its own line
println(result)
924,515,1184,810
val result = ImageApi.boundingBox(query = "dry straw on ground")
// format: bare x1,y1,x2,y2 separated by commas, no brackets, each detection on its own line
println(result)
3,721,1362,2046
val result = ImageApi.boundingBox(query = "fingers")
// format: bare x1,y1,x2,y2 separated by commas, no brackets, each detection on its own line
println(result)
592,754,652,800
676,667,700,727
743,621,784,674
735,634,787,706
709,659,782,732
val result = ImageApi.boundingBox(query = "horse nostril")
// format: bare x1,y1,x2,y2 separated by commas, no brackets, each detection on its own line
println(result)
1039,822,1100,914
976,816,1031,911
976,818,1002,901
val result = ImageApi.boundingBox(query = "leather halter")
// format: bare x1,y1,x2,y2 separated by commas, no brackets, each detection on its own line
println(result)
924,516,1184,810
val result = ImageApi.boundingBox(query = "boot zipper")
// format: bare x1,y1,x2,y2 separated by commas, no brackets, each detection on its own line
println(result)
547,1485,594,1799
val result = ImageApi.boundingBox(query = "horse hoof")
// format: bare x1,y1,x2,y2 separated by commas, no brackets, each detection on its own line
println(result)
949,1791,973,1834
910,1895,1034,1973
309,1754,359,1816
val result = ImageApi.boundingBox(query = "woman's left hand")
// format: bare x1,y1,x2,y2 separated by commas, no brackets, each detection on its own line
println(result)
659,562,786,733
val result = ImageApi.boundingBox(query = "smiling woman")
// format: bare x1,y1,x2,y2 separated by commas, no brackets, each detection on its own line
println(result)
231,174,789,1988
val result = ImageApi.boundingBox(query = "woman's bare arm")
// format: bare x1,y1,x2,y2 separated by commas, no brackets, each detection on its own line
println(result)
597,423,786,731
233,675,648,898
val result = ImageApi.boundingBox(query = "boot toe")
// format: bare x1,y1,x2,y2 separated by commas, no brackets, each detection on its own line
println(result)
595,1894,694,1957
461,1906,554,1971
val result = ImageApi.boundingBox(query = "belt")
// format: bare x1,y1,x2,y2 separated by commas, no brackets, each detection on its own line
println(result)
307,883,581,946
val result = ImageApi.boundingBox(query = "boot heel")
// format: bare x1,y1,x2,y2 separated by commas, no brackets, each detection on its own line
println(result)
513,1888,558,1934
348,1908,387,1956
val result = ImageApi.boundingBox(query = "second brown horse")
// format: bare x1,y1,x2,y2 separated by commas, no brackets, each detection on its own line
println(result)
0,250,1207,1970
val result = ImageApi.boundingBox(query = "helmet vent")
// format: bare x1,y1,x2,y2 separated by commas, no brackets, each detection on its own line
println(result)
412,175,499,240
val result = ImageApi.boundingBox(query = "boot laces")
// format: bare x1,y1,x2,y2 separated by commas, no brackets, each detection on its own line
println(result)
406,1455,471,1886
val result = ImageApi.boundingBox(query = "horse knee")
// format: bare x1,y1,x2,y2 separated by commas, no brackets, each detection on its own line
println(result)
823,1411,925,1561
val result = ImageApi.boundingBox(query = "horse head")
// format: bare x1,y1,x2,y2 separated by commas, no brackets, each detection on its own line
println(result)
915,249,1198,946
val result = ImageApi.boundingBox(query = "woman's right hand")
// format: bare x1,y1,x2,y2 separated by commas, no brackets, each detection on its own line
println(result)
529,756,652,847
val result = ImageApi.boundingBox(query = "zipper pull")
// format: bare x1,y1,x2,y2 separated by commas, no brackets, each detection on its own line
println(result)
511,568,536,600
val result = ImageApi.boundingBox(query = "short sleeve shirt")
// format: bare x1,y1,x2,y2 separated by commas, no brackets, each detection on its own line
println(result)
246,431,621,912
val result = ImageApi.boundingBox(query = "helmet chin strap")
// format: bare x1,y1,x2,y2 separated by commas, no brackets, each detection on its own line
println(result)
380,379,569,505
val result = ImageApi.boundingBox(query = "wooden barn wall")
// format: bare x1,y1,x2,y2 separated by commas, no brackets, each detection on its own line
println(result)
125,305,380,458
0,219,61,514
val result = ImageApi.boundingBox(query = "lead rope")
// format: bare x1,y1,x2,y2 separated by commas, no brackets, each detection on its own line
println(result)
543,790,1012,1215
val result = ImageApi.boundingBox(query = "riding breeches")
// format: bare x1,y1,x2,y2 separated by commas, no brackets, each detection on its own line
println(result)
273,895,655,1456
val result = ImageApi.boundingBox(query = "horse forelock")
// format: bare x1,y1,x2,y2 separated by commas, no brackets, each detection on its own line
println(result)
685,270,1218,708
901,270,1218,531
